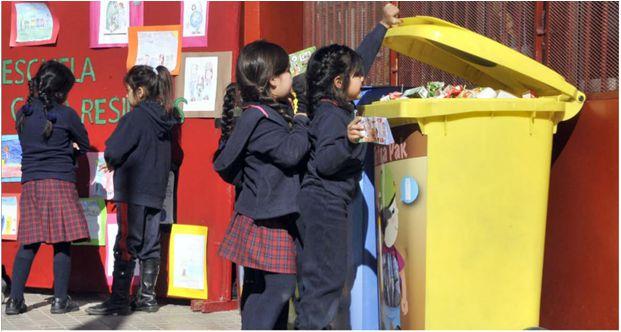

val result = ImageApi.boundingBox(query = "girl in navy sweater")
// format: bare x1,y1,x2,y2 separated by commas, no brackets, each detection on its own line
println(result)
6,61,90,315
213,40,310,329
86,65,178,316
295,4,401,329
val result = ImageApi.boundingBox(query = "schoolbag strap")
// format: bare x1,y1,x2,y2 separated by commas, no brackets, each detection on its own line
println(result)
245,104,269,118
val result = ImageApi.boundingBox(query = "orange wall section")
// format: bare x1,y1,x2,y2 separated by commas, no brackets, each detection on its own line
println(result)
243,1,303,53
540,92,619,329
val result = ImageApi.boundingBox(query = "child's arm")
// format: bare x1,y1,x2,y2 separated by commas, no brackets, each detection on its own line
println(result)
356,3,401,75
314,111,366,177
247,113,310,169
68,109,90,154
104,112,141,170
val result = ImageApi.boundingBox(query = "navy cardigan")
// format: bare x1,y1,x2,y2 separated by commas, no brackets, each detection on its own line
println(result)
214,105,311,220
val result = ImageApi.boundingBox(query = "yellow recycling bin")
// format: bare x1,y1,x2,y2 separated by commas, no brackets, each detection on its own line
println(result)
363,17,585,330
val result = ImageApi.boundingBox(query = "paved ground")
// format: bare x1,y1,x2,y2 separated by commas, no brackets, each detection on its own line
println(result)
1,291,241,330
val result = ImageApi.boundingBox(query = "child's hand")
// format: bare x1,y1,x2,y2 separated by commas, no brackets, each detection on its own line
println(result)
401,296,409,315
380,3,402,28
347,116,365,144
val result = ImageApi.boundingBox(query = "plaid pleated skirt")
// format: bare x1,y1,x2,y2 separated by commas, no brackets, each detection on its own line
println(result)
218,213,297,274
18,179,90,245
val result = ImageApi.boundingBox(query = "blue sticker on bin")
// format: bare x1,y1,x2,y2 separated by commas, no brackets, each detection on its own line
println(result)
401,176,419,204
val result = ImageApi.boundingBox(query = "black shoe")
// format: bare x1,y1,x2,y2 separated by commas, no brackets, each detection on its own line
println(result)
86,258,135,316
5,298,27,315
86,298,131,316
50,296,79,314
131,259,160,313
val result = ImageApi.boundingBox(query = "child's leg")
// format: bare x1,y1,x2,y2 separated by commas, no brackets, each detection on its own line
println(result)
295,188,349,329
241,267,296,330
52,242,71,300
50,242,79,314
86,202,144,315
133,207,162,312
9,243,41,301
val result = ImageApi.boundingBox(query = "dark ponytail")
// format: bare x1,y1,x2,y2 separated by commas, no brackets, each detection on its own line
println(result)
17,61,75,139
124,65,174,113
306,44,364,117
156,65,174,114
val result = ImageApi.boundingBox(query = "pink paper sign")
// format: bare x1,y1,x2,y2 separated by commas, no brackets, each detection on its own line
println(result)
90,0,144,48
180,1,209,48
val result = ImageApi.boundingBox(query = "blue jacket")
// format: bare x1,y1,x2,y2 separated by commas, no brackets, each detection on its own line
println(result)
300,23,387,203
302,101,366,203
16,99,90,184
214,104,310,220
105,100,177,209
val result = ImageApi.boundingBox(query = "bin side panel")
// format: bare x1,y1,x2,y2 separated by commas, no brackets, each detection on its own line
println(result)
424,113,554,329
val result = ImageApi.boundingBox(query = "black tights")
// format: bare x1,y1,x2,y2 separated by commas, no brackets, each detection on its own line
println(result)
9,242,71,301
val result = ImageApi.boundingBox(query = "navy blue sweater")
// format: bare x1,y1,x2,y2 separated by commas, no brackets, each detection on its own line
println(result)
301,23,387,203
105,100,177,209
214,104,310,220
16,99,90,184
302,101,366,203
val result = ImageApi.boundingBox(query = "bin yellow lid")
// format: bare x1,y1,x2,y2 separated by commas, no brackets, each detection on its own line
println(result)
383,16,585,119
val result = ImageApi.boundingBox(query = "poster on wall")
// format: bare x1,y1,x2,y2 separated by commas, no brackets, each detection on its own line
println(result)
87,152,115,200
375,124,428,330
167,224,208,299
89,0,144,48
1,194,20,241
180,0,209,48
10,2,60,47
127,25,182,75
174,52,232,118
105,213,140,286
2,135,22,183
74,198,107,246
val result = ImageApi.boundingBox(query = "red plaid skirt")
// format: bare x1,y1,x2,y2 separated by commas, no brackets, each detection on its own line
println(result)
18,179,90,245
218,214,297,274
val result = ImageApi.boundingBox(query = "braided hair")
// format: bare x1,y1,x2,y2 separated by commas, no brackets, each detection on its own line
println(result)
16,61,76,139
217,40,294,147
305,44,364,117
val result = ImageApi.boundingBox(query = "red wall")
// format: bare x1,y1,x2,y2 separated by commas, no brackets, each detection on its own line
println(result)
242,1,303,53
540,92,619,329
1,1,241,302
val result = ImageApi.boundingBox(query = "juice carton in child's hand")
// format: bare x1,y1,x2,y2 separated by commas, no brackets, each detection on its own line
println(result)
289,46,317,76
358,117,394,145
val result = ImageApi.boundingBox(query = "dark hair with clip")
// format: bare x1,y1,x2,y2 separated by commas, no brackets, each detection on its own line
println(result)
124,65,174,113
16,60,76,139
216,40,293,150
305,44,364,116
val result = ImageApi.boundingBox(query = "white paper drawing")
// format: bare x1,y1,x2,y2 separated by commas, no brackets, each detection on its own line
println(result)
135,30,180,72
88,152,114,200
183,0,207,38
98,0,131,45
15,3,54,43
173,233,206,290
183,56,218,112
